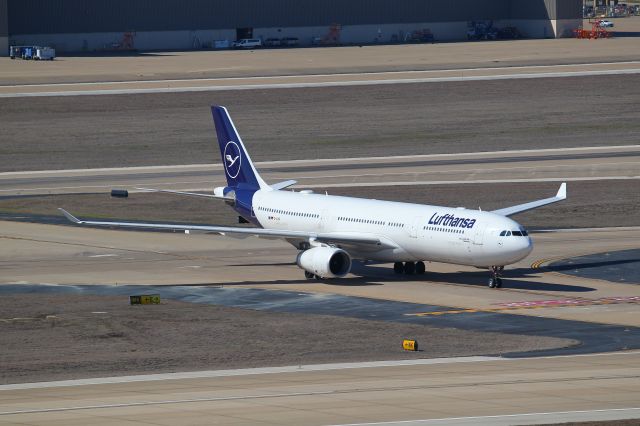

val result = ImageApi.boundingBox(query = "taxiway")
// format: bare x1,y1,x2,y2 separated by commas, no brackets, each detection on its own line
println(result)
1,352,639,425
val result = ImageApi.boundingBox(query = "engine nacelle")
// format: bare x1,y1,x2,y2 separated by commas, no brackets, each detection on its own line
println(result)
296,247,351,278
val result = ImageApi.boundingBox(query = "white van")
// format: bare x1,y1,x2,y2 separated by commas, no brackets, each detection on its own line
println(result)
232,39,262,49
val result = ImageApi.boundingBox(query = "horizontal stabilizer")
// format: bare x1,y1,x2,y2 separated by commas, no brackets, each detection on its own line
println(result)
135,187,231,200
270,180,297,190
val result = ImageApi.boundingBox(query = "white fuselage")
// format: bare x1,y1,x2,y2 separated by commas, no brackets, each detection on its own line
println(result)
252,190,533,267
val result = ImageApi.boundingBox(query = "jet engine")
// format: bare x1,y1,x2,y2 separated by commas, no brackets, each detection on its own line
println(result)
296,247,351,278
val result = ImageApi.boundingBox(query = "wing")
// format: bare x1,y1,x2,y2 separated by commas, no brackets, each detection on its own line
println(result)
58,209,398,249
491,183,566,217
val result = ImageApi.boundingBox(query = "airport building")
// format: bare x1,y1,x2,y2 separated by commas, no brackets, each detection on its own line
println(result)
0,0,582,54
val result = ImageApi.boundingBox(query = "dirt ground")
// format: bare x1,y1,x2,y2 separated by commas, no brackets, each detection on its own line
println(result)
0,294,574,384
0,180,637,229
1,74,639,172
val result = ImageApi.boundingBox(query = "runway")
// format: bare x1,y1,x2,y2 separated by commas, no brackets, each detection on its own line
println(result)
1,145,638,196
3,61,640,98
1,352,639,425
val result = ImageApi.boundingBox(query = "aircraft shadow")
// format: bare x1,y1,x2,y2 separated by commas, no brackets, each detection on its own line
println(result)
547,258,640,272
351,263,596,292
171,261,596,291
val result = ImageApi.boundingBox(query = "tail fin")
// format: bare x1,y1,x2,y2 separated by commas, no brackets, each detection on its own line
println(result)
211,106,269,190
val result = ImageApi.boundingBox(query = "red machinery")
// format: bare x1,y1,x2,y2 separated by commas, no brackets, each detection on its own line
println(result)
574,21,612,39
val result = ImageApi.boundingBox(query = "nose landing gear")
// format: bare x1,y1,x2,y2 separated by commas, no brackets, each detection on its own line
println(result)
488,266,504,288
393,261,426,275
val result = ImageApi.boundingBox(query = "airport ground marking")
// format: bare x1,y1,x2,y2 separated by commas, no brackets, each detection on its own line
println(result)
2,375,639,417
1,144,637,177
3,60,640,90
405,296,640,317
3,67,640,98
328,407,640,426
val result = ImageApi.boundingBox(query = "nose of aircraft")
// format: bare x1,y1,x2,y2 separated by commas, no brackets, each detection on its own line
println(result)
516,236,534,260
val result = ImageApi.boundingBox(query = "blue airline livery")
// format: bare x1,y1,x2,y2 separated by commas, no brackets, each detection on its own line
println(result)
60,106,567,288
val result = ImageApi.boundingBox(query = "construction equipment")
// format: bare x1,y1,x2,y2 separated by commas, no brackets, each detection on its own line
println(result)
322,24,341,45
406,28,434,43
573,20,612,39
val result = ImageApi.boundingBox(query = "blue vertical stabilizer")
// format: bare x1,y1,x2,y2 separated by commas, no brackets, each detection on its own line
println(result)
211,106,268,191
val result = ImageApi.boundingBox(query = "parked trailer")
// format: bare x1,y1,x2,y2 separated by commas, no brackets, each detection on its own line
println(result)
9,45,56,60
35,47,56,60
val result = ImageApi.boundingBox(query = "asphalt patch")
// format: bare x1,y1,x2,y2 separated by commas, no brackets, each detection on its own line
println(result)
2,284,638,358
549,249,640,285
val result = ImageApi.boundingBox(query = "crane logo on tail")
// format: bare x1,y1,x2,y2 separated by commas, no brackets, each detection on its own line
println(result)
223,141,242,179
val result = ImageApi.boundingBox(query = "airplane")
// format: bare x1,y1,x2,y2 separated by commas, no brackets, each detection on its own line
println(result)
60,106,567,288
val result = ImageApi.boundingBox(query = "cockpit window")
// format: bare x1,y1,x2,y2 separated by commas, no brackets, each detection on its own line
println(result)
499,230,506,236
506,231,512,236
512,230,523,236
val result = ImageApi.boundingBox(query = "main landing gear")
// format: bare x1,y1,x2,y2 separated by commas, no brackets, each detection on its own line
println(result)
394,261,426,275
304,271,321,280
488,266,504,288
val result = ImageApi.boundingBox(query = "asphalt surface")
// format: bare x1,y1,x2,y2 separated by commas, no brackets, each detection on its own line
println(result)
2,352,639,425
549,249,640,285
4,283,638,360
4,293,556,385
2,74,640,172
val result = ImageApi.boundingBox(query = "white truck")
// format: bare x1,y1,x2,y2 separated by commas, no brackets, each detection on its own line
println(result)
232,39,262,49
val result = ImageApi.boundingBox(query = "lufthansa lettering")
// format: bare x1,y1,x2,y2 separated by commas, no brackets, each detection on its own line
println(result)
428,212,477,229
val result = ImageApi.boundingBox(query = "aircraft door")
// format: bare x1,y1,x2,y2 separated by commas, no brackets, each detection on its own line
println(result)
319,209,330,231
409,217,422,239
472,224,484,246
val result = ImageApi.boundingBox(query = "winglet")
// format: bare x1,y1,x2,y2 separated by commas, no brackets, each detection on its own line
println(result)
58,208,82,224
556,182,567,200
270,180,297,191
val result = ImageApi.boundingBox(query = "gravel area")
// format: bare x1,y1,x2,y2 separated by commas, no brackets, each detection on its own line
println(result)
1,74,640,172
0,180,638,229
0,294,574,384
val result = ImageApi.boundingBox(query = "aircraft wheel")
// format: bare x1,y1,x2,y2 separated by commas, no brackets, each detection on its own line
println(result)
416,261,426,275
496,278,503,288
488,278,496,288
404,261,416,275
393,262,404,274
304,271,315,280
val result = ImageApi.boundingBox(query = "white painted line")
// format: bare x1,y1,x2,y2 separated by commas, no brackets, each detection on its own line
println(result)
327,407,640,426
535,226,640,233
2,175,636,195
0,356,500,391
3,60,639,88
2,350,639,391
297,176,640,188
2,68,640,98
87,254,118,258
0,390,338,416
1,145,638,177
